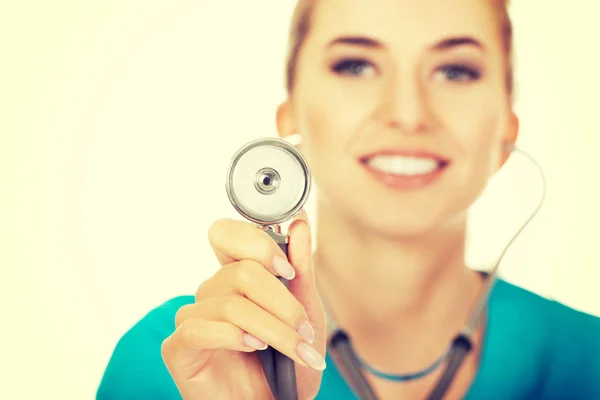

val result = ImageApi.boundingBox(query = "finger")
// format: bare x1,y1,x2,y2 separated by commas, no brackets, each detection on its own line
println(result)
195,259,313,342
161,319,265,383
208,218,291,277
288,212,313,276
177,296,326,370
286,211,327,352
163,319,258,358
293,208,309,225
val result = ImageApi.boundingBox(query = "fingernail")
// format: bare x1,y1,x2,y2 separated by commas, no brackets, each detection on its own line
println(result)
243,333,268,350
273,255,296,280
297,321,315,344
297,342,326,370
298,209,309,224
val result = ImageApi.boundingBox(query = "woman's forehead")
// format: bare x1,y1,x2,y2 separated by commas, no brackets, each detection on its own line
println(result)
306,0,501,50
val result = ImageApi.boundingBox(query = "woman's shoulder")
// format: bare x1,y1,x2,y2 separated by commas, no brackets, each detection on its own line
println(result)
486,278,600,399
96,295,195,399
492,277,600,334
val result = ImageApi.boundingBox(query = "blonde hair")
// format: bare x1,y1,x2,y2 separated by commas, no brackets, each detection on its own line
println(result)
284,0,514,96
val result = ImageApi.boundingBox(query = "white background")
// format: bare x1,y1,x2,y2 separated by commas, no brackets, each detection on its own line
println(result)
1,1,599,399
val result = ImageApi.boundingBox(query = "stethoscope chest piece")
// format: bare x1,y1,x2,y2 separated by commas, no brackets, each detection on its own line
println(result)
226,137,311,226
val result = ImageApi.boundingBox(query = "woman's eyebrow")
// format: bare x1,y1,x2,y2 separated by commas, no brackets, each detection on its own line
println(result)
324,35,485,52
431,36,485,52
325,36,383,49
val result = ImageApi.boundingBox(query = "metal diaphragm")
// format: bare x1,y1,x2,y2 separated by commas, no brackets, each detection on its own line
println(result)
225,137,311,225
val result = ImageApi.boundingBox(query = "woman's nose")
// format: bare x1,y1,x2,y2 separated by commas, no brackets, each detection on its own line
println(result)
381,73,431,134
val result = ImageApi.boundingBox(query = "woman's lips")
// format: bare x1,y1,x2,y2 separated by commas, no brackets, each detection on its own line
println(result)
359,152,450,189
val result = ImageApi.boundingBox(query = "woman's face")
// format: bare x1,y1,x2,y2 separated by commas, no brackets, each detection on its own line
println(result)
278,0,518,236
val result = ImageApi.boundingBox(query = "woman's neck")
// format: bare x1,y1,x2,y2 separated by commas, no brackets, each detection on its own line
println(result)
313,203,484,372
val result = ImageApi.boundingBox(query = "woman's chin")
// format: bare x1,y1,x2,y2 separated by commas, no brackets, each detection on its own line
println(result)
318,191,468,239
354,205,467,240
370,220,445,240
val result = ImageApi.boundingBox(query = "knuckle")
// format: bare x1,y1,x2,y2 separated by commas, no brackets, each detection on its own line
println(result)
285,302,307,326
207,218,230,244
220,295,244,320
233,259,262,286
160,336,173,361
162,320,204,358
195,279,211,302
178,321,198,348
174,304,194,327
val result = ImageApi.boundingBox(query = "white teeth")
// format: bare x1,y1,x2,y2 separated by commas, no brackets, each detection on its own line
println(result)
367,155,440,175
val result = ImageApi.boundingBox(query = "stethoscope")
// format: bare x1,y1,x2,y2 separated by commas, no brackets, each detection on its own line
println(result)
225,137,546,400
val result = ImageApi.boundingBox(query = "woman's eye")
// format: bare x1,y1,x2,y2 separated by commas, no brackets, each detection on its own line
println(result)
331,59,377,77
437,65,481,82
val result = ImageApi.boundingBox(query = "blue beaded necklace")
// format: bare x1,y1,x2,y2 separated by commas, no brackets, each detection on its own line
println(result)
321,291,449,382
357,348,449,382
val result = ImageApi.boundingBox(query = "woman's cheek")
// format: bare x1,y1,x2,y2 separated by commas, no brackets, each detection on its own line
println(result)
301,105,352,153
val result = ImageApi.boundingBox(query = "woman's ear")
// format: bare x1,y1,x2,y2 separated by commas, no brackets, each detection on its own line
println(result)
500,112,519,167
276,100,297,139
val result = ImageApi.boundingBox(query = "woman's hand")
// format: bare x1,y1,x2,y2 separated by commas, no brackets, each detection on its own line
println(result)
161,211,327,400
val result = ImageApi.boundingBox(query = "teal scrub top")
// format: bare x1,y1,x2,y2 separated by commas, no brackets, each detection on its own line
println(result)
97,278,600,399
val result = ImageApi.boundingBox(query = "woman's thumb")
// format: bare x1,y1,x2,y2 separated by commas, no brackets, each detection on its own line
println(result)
286,211,327,350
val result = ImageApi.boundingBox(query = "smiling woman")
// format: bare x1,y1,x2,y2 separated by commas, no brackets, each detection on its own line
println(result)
96,0,600,399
